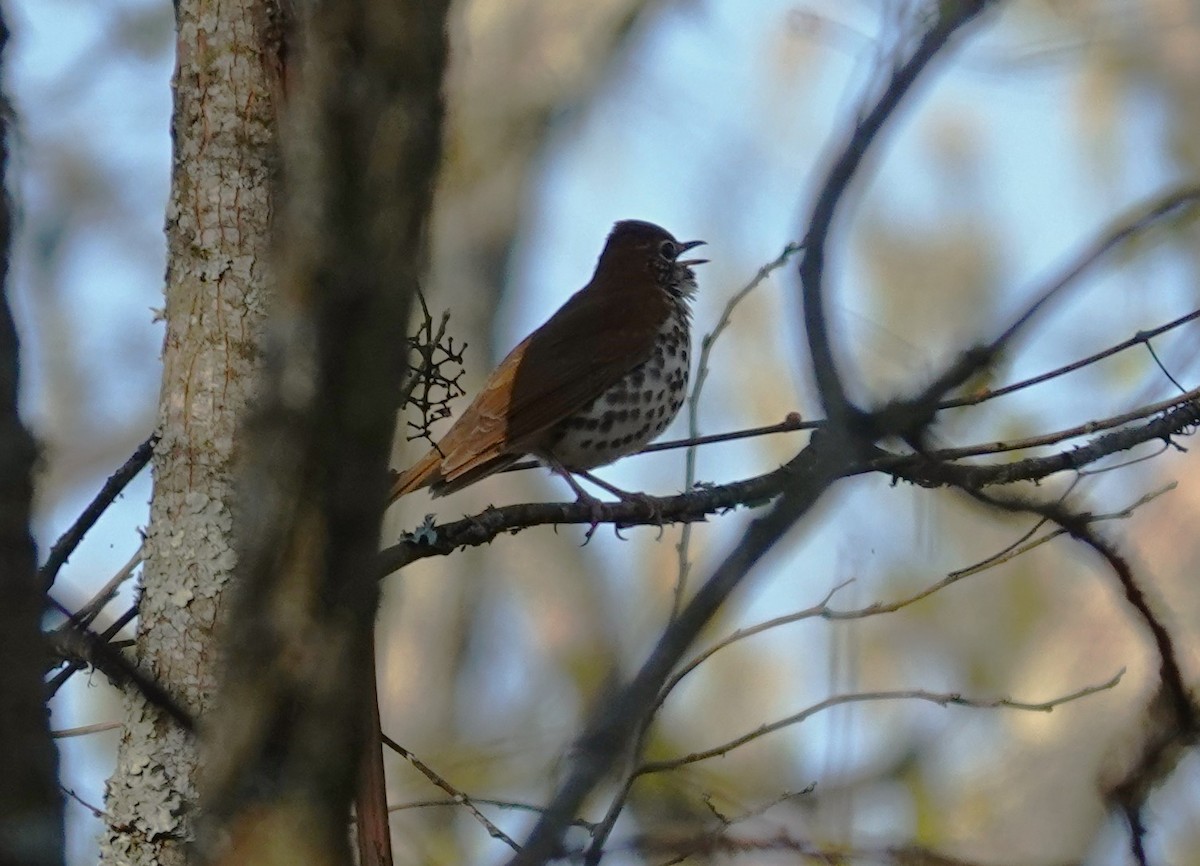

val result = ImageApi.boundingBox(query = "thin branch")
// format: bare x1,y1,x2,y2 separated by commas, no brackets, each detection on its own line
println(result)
1145,340,1187,395
52,722,122,739
676,241,804,616
942,483,1174,581
950,486,1198,866
39,435,156,591
45,603,138,696
588,241,806,865
637,672,1125,776
923,385,1200,462
623,828,1070,866
387,797,595,831
829,484,1175,619
874,391,1200,488
379,395,1200,576
61,787,106,819
1077,441,1172,476
654,481,1168,716
656,581,855,718
506,437,850,866
800,0,994,426
937,305,1200,411
869,184,1200,442
993,186,1200,354
645,415,814,455
69,544,144,629
497,416,814,480
45,596,193,730
400,297,467,447
382,734,519,852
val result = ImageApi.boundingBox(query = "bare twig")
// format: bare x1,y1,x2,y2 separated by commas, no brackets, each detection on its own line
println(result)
936,305,1200,411
382,734,519,852
943,483,1174,580
39,435,156,590
624,827,1065,865
939,477,1196,866
52,722,122,739
45,597,193,730
507,436,849,866
401,294,466,446
379,394,1200,576
68,545,144,629
387,797,595,831
61,787,107,819
638,672,1124,776
875,391,1200,488
46,603,138,696
657,581,854,717
676,241,804,616
800,0,995,428
993,186,1200,357
916,385,1200,460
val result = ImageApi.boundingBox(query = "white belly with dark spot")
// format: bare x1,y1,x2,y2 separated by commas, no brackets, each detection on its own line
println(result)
548,311,690,470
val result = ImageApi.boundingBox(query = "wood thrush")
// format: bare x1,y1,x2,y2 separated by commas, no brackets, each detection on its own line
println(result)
390,219,706,502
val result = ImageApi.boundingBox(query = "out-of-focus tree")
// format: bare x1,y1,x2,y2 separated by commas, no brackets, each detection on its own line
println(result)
0,4,65,863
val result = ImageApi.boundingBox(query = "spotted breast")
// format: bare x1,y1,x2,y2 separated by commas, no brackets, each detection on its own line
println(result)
545,304,690,470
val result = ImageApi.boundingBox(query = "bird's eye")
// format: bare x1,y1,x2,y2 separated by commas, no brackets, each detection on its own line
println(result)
658,240,678,259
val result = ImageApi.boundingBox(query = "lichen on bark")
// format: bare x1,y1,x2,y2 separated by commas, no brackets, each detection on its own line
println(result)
99,1,283,863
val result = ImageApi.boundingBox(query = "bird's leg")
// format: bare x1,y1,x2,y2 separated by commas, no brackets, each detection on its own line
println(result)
574,470,636,499
576,470,664,529
544,457,607,529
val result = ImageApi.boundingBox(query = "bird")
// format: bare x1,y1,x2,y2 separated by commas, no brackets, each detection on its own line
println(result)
389,219,706,504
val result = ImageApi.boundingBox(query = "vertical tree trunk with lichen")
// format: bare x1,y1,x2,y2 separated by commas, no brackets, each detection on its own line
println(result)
98,1,282,862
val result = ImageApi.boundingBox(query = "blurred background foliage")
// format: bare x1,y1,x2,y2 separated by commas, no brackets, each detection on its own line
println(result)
12,0,1200,863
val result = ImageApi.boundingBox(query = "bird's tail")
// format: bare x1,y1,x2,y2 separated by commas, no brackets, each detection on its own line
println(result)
388,448,443,502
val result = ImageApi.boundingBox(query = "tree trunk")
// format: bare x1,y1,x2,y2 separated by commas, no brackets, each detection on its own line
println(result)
99,0,282,862
196,0,450,856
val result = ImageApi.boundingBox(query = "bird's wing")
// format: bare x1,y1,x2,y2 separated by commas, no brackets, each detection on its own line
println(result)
433,284,671,483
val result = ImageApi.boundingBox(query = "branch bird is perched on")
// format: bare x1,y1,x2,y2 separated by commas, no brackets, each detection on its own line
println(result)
389,220,706,504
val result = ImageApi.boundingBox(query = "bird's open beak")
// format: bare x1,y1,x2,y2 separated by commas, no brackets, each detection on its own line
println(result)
676,239,708,266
